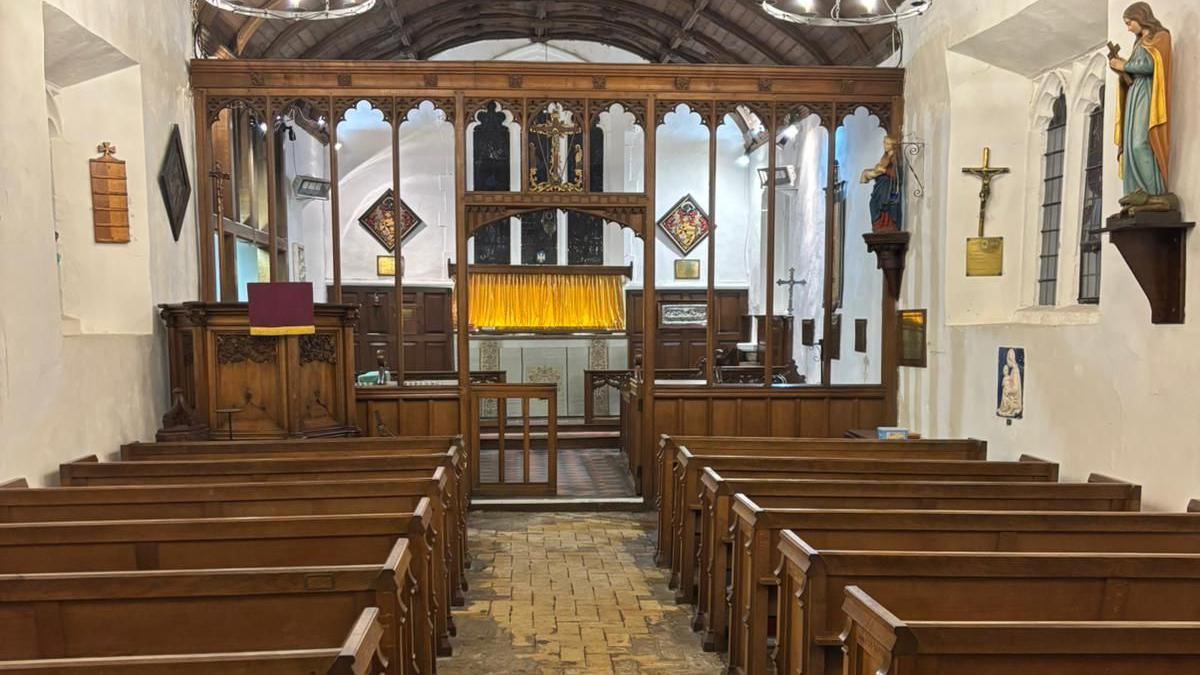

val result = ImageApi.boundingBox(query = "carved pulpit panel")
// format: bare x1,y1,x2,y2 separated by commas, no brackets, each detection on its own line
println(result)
213,333,287,437
295,332,343,433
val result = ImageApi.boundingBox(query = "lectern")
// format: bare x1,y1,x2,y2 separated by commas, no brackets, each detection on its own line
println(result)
159,302,359,439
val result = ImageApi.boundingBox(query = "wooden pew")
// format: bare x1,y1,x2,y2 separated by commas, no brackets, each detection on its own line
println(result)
674,454,1058,601
0,511,441,674
722,480,1142,672
0,541,419,675
60,451,467,604
0,607,388,674
0,476,457,658
653,435,988,567
120,435,463,461
116,442,470,606
840,585,1200,675
777,533,1200,675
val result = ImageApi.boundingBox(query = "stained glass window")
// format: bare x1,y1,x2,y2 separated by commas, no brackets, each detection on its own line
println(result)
472,101,511,264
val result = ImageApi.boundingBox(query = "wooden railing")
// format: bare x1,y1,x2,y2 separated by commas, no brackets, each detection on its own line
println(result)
583,369,634,425
469,383,558,498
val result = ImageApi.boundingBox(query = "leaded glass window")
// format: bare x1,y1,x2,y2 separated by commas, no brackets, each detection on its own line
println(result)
1037,93,1067,306
1078,89,1104,304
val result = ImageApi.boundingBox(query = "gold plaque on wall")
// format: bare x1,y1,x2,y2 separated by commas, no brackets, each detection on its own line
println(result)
898,309,927,368
377,256,397,277
674,259,700,280
966,237,1004,277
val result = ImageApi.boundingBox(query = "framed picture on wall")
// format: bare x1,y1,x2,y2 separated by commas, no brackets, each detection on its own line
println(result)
898,309,927,368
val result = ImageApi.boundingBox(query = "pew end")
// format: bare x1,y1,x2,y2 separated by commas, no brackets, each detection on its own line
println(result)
1088,473,1142,509
0,478,28,489
1018,454,1060,479
1188,498,1200,513
331,607,389,675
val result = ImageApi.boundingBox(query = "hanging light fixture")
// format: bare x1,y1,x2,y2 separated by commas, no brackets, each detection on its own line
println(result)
204,0,376,21
762,0,933,27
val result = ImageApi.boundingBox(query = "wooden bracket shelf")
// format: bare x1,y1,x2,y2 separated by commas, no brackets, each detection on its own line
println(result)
863,231,911,300
1100,211,1195,325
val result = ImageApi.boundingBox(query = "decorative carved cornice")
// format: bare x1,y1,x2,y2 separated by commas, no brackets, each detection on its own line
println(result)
841,101,893,130
333,96,394,124
216,334,277,365
205,95,269,125
465,98,524,124
271,96,331,121
299,333,337,365
656,100,714,128
590,99,646,128
778,101,835,129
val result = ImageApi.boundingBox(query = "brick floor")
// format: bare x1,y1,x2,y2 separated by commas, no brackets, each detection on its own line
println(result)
477,448,637,498
441,512,725,674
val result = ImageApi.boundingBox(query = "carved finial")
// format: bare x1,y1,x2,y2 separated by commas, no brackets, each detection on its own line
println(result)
96,142,118,159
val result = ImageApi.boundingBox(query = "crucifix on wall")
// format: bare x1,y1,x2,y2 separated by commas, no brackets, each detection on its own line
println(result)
962,147,1010,277
776,267,806,316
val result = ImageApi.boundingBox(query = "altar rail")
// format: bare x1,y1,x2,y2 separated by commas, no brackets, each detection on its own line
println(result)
469,383,558,497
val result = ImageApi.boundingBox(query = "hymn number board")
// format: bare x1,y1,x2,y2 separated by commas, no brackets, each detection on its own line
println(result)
90,142,130,244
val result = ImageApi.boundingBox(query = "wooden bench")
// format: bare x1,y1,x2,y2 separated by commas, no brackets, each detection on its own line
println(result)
0,476,458,657
0,607,388,674
117,443,468,606
0,510,442,673
722,480,1142,672
653,435,988,567
58,452,467,604
777,532,1200,675
674,454,1058,602
841,585,1200,675
0,540,419,675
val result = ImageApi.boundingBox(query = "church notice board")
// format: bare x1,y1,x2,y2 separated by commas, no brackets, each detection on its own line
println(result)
90,142,130,244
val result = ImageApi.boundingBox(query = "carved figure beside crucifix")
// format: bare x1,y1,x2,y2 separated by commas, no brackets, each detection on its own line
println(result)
962,147,1010,277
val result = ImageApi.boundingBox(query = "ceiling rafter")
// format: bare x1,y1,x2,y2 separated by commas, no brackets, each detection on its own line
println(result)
197,0,894,66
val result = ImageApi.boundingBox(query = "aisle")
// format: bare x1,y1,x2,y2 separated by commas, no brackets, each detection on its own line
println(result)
442,512,725,674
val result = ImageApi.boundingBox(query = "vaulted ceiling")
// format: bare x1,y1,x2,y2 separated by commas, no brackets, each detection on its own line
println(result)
195,0,896,66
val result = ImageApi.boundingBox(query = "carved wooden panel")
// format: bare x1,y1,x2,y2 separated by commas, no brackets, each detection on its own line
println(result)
590,99,646,128
212,332,286,437
90,143,129,244
340,285,454,374
357,388,462,437
655,100,715,128
333,96,393,124
295,331,342,433
778,101,835,129
205,96,268,125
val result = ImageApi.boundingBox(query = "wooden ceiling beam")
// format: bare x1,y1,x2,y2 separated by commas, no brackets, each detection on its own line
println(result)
726,0,834,64
233,0,291,56
661,0,710,63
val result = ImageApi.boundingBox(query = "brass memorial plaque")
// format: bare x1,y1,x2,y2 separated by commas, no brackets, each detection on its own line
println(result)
377,255,397,277
966,237,1004,277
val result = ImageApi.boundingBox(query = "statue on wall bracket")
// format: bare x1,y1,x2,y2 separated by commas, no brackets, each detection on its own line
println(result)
1102,3,1194,324
1110,2,1176,216
861,135,903,232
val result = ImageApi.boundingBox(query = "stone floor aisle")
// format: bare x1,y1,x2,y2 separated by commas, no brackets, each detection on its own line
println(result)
440,511,726,674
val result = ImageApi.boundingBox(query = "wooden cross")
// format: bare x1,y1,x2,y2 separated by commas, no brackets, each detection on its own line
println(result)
208,162,231,221
962,147,1010,237
776,267,806,316
96,142,118,159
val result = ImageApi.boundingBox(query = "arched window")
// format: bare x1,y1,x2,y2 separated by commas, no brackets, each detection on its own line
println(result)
472,102,511,264
1078,87,1104,304
1037,92,1067,306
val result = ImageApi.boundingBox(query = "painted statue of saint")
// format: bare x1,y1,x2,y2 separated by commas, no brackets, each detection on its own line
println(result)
1110,3,1176,215
860,135,903,232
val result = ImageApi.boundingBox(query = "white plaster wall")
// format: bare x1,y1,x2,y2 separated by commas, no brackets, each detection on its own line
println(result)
0,0,196,484
898,0,1200,510
280,124,331,302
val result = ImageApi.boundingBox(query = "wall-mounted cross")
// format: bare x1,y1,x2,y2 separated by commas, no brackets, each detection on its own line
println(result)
962,147,1010,237
96,142,118,159
776,267,807,316
208,162,231,225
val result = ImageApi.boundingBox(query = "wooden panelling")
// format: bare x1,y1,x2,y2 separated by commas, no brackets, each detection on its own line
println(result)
340,286,454,374
356,386,461,437
627,289,747,369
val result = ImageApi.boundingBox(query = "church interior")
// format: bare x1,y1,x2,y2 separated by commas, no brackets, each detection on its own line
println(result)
1,0,1198,672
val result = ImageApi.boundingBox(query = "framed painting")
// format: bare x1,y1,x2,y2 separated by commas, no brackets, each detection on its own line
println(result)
657,194,711,256
358,189,425,252
158,125,191,242
997,347,1025,420
660,303,707,328
898,309,927,368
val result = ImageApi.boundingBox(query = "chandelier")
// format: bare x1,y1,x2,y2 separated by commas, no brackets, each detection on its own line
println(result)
204,0,376,21
762,0,933,27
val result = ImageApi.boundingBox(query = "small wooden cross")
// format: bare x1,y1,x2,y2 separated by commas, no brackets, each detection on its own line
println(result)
208,162,231,224
776,267,807,316
962,147,1010,237
96,142,118,160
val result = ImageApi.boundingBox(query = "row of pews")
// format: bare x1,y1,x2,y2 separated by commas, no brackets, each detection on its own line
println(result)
0,436,471,674
652,434,1200,675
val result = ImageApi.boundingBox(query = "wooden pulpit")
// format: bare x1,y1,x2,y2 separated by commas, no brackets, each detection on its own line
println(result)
159,302,359,439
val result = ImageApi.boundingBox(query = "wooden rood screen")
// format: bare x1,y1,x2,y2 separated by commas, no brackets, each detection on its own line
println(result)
470,383,558,497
